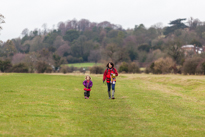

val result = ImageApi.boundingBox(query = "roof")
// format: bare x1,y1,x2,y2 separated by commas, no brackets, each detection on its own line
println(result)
182,45,194,48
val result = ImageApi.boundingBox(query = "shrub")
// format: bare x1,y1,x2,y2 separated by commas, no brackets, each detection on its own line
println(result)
36,61,51,73
196,59,205,75
145,67,151,74
118,62,140,73
119,62,129,73
128,62,140,73
90,66,104,74
60,66,75,74
153,57,175,74
10,63,28,73
0,60,12,72
182,57,202,75
45,66,53,73
79,67,87,73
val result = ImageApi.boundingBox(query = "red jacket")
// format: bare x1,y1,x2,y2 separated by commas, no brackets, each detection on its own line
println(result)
103,68,118,83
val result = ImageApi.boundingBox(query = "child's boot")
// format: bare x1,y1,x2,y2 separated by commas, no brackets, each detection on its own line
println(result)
112,90,115,99
84,91,87,99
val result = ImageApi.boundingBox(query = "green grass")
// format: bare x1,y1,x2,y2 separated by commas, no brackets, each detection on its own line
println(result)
0,73,205,136
66,62,102,68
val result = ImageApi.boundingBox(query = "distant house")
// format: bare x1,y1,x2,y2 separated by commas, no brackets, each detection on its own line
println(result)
181,45,205,56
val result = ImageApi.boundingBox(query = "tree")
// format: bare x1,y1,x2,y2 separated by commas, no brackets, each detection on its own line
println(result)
0,14,5,32
43,32,58,45
113,47,130,64
0,60,12,72
190,39,202,47
167,40,184,64
56,44,70,57
21,28,29,37
0,14,5,43
63,30,79,42
134,24,148,44
138,43,150,52
42,23,47,35
88,50,101,63
4,40,17,57
104,43,117,61
187,17,201,30
164,18,188,35
12,53,26,65
116,31,125,46
53,54,65,71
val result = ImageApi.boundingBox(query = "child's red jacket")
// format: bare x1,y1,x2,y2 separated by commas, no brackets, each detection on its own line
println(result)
103,68,118,83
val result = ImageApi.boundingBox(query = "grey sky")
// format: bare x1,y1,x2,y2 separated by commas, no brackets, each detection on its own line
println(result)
1,0,205,42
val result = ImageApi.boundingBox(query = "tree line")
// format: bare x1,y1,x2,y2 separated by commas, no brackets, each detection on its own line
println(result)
0,16,205,74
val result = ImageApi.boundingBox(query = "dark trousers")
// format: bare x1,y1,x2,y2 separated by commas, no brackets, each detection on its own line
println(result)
107,83,115,91
84,91,90,97
107,83,115,98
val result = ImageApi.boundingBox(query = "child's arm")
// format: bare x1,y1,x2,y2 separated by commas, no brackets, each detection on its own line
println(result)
90,81,93,88
83,80,86,87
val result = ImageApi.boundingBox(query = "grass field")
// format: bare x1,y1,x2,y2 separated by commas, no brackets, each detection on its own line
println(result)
0,73,205,136
66,63,102,68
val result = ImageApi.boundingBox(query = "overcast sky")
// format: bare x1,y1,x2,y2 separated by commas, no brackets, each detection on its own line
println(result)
1,0,205,42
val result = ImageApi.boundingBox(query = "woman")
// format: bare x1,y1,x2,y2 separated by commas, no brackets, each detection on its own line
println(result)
103,62,118,99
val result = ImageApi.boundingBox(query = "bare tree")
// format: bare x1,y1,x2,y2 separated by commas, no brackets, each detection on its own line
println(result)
187,17,201,30
21,28,29,36
104,43,117,60
12,53,26,65
0,14,5,44
88,50,101,63
56,44,70,56
0,14,5,31
42,23,47,35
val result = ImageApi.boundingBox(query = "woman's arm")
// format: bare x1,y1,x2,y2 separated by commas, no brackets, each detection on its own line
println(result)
114,68,118,76
103,69,107,81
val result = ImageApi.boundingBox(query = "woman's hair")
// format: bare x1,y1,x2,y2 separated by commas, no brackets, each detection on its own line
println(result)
106,62,114,68
85,75,92,80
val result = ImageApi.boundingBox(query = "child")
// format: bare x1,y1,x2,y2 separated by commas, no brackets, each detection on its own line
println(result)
83,75,93,99
103,62,118,99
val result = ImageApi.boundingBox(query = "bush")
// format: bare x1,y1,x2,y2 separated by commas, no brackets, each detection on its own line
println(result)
79,67,87,73
182,57,202,75
10,63,29,73
36,61,52,73
196,59,205,75
119,62,140,73
0,60,12,72
145,67,151,74
90,66,104,74
128,62,140,73
153,57,175,74
119,62,129,73
45,66,53,73
60,66,75,74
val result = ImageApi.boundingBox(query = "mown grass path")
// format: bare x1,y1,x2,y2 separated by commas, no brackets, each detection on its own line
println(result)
0,73,205,136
